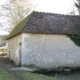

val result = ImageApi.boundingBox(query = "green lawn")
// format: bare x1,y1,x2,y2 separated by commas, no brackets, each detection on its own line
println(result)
0,67,56,80
0,67,15,80
15,71,56,80
0,46,7,54
0,46,56,80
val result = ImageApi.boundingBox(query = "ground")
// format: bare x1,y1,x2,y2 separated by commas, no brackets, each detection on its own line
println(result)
0,53,55,80
0,54,24,80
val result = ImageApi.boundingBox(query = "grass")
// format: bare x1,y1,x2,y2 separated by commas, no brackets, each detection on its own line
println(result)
0,67,15,80
15,71,56,80
0,46,6,50
0,46,7,54
0,67,56,80
0,46,56,80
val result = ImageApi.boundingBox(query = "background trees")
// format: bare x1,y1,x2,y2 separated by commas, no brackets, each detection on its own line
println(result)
0,0,34,32
75,0,80,15
0,0,34,46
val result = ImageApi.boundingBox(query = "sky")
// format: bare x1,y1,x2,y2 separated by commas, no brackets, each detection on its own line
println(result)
32,0,76,14
0,0,8,35
0,0,77,14
0,0,77,35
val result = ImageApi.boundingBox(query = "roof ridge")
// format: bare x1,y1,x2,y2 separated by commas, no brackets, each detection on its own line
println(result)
7,11,80,40
33,11,80,17
21,12,33,32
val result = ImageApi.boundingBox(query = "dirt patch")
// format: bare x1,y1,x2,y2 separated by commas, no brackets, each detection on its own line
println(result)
0,54,24,80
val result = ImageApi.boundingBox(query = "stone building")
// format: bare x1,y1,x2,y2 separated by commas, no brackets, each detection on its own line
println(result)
6,11,80,69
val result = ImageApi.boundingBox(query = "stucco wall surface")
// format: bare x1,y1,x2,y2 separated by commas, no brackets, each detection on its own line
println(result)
22,33,80,69
7,34,22,65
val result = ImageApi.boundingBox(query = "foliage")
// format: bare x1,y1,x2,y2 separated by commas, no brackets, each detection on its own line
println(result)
0,46,7,54
0,35,7,47
67,22,80,46
0,41,6,47
15,71,55,80
0,67,15,80
75,0,80,15
0,0,34,32
0,35,7,41
69,11,76,15
67,34,80,46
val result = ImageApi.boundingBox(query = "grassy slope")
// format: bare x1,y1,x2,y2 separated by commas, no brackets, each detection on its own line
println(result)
0,67,15,80
0,46,7,54
0,46,6,50
0,67,56,80
0,35,7,47
15,71,56,80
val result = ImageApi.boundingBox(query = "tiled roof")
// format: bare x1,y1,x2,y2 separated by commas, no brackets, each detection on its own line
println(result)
7,11,80,39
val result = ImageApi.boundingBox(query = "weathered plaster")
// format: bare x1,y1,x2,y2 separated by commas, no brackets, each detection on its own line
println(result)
22,33,80,69
7,33,80,69
7,34,22,65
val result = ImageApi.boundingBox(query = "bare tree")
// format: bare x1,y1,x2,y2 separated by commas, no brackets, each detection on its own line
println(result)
75,0,80,15
0,0,34,32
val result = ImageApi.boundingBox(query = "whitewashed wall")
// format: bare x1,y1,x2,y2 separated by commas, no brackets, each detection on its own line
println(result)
22,33,80,69
7,34,22,65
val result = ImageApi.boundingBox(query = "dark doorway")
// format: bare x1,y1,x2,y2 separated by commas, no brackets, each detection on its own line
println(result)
19,42,22,66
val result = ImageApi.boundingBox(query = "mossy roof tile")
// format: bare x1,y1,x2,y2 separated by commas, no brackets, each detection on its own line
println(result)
7,11,80,40
6,13,32,39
